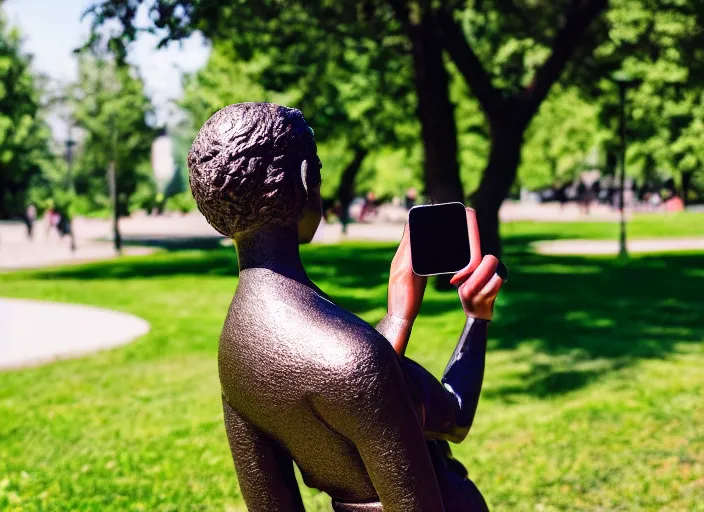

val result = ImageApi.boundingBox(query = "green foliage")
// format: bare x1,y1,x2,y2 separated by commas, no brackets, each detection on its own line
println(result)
354,146,422,198
450,67,605,194
86,0,612,216
88,0,704,211
180,39,420,199
70,55,157,216
520,86,605,190
449,62,491,194
164,190,196,214
459,1,606,94
0,14,55,219
594,0,704,198
180,43,294,129
128,170,158,214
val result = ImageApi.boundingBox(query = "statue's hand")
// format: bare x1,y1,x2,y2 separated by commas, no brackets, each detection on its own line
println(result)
450,208,506,321
387,223,427,323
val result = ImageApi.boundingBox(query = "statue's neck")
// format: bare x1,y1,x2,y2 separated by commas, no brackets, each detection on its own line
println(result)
234,226,310,285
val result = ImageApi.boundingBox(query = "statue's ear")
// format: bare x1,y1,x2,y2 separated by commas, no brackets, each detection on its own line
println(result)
300,159,309,195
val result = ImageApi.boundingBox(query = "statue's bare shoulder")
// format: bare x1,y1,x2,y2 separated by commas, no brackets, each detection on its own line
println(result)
220,268,395,402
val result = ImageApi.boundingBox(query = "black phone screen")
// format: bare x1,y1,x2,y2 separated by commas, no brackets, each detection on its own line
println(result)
409,202,471,276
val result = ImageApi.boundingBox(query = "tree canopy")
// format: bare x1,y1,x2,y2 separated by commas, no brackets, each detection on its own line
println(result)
596,0,704,202
84,0,613,254
179,31,418,225
76,0,704,230
0,13,54,219
69,55,157,216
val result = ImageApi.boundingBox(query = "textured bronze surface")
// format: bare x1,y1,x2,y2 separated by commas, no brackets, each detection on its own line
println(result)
188,103,321,239
189,103,493,511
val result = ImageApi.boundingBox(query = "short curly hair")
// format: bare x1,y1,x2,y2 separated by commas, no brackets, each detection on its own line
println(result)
188,102,320,238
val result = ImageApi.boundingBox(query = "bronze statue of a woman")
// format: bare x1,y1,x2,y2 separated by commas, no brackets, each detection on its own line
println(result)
188,103,506,511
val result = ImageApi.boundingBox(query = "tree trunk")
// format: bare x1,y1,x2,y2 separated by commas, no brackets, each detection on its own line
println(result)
0,192,7,219
0,181,20,219
681,170,692,208
435,1,608,258
409,18,463,205
336,147,367,234
471,124,525,257
407,17,464,290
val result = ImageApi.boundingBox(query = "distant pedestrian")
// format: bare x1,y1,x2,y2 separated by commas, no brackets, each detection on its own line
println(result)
609,185,619,209
321,198,339,223
359,191,378,222
45,206,60,239
665,195,684,212
577,180,589,214
590,180,601,206
404,187,418,210
556,183,568,210
57,213,69,238
25,204,37,240
648,192,662,210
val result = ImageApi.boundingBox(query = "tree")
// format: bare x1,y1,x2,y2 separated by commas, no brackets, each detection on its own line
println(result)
596,0,704,207
69,54,157,229
179,35,417,230
433,0,609,252
86,0,609,254
0,13,54,219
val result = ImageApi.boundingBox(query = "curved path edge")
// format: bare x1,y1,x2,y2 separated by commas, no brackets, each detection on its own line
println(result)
0,298,150,371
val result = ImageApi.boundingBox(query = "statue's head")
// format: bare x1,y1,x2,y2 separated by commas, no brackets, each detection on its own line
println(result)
188,102,323,243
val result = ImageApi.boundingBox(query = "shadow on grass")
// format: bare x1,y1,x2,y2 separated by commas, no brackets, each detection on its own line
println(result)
27,243,396,283
481,238,703,398
20,235,704,398
320,239,704,400
19,248,239,280
481,359,632,401
116,235,226,252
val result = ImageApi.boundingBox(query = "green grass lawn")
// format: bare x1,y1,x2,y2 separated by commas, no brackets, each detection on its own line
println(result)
503,210,704,241
1,230,703,511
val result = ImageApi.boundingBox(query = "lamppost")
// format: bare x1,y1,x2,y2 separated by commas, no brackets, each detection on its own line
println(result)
611,71,640,259
109,114,122,255
65,127,77,252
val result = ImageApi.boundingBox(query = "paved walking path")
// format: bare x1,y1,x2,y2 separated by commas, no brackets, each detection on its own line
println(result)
0,298,150,371
534,237,704,255
0,240,154,271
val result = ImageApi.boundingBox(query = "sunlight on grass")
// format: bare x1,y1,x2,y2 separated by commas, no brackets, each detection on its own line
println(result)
1,227,703,510
502,211,704,241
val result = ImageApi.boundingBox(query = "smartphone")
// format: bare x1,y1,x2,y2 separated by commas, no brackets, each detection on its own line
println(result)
409,202,471,276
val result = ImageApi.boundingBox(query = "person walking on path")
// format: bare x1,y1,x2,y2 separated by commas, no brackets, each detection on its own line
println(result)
25,204,37,240
45,205,60,240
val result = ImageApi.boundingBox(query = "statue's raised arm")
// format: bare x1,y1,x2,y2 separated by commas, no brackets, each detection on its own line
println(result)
377,209,506,443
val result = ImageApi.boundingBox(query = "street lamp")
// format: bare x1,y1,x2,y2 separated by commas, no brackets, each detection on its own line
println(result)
611,71,640,259
65,127,77,252
109,114,122,255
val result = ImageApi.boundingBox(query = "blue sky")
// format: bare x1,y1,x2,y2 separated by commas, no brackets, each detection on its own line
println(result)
3,0,210,133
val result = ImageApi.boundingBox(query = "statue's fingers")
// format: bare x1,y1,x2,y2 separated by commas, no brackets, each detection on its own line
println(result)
478,273,504,299
466,207,482,265
450,208,482,286
495,259,508,283
457,255,499,297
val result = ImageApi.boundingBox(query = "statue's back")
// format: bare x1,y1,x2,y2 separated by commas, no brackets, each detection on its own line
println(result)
219,268,383,502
